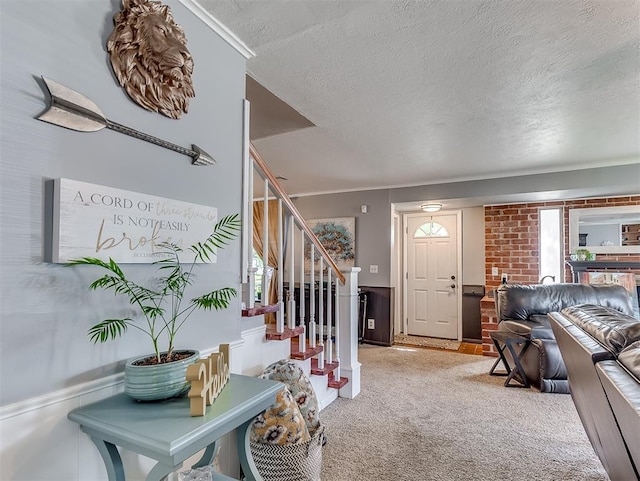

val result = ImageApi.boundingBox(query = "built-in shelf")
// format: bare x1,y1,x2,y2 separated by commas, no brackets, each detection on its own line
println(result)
622,224,640,246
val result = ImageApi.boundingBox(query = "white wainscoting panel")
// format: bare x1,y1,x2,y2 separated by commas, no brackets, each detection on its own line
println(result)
0,341,244,481
1,395,82,481
240,325,291,377
0,328,339,481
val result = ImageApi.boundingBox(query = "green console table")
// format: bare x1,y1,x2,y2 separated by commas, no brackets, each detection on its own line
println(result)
68,374,282,481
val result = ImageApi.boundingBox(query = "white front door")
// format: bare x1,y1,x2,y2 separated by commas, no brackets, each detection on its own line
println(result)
405,212,461,339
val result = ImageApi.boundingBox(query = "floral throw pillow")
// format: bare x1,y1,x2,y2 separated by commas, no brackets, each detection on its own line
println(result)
259,359,321,437
250,387,310,445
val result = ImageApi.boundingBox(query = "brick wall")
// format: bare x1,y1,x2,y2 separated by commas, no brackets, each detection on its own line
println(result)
481,195,640,356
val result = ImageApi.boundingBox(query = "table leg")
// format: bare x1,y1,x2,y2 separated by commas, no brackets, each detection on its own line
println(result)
504,339,531,388
90,437,125,481
489,338,510,376
192,440,220,468
145,461,176,481
237,419,263,481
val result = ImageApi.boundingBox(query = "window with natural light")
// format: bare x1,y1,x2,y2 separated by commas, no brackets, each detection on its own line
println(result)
414,221,449,238
539,208,562,283
252,250,264,302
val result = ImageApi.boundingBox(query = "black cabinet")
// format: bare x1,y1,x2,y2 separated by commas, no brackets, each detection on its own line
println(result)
359,286,394,346
462,285,484,342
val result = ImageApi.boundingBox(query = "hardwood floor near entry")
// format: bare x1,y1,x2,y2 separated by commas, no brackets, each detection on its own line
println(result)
393,334,483,355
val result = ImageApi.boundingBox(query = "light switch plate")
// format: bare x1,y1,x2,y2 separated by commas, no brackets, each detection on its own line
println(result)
492,267,499,276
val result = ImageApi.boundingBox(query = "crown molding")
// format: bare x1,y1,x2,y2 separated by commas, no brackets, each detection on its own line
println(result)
178,0,255,59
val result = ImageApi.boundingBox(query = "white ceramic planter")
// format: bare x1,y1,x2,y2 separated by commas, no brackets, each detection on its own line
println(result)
124,350,200,402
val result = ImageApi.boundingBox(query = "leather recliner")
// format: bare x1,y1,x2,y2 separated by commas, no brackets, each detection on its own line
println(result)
494,283,633,393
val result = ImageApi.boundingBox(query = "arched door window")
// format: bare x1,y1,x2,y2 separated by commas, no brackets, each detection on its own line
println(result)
413,221,449,238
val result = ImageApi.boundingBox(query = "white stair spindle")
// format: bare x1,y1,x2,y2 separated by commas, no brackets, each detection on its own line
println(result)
247,163,255,308
241,100,251,285
334,279,340,380
318,258,325,368
276,200,284,332
327,269,333,364
288,217,295,330
248,266,257,311
299,233,305,349
262,180,269,307
299,324,306,353
309,244,316,348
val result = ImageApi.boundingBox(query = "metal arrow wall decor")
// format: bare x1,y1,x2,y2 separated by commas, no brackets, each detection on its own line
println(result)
37,76,215,166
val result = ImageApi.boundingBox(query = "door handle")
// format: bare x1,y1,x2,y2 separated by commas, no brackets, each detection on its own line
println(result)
451,275,456,280
450,284,456,289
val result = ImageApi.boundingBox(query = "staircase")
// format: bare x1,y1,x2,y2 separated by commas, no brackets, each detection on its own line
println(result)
239,142,360,409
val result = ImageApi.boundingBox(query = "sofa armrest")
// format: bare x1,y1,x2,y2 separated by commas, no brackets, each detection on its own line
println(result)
547,310,638,480
596,360,640,469
499,315,553,340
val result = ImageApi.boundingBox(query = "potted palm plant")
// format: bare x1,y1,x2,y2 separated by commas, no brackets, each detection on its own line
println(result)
67,213,241,401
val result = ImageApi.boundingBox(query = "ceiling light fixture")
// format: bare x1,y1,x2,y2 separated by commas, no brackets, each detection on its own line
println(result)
421,203,442,213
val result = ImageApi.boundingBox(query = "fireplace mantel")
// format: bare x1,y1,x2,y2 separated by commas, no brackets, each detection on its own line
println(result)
566,260,640,282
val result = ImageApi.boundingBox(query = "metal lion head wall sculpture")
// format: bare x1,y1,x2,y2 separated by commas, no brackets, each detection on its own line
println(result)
107,0,195,119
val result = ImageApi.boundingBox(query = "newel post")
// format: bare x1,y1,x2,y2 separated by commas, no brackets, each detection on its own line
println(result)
338,267,361,399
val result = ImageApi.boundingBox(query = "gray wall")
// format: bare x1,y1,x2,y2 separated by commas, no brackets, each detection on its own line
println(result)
0,1,246,405
293,165,639,289
293,192,486,288
293,191,490,289
387,164,640,204
292,189,391,286
461,207,485,285
579,223,621,247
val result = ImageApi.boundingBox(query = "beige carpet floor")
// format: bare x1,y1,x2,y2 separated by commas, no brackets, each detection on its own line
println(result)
320,344,608,481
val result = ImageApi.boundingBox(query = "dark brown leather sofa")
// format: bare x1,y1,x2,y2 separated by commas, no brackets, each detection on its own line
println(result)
548,305,640,481
495,283,633,393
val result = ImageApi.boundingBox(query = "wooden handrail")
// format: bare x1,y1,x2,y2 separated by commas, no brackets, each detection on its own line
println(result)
250,143,346,285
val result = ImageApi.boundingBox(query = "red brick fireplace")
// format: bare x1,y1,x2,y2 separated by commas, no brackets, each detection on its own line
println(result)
481,195,640,357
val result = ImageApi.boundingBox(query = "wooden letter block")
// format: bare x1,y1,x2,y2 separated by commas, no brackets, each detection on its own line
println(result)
186,344,231,416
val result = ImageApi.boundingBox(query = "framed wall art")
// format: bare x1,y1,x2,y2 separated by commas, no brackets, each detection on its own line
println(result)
305,217,356,270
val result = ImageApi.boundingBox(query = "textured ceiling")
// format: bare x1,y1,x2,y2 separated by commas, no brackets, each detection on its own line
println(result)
203,0,640,196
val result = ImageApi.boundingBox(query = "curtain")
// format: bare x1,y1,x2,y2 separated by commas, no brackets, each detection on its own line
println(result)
253,200,280,323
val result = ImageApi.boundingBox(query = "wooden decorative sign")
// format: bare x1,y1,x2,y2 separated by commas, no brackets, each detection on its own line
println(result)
186,344,231,417
51,178,218,263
